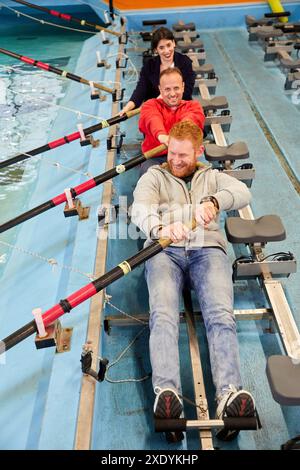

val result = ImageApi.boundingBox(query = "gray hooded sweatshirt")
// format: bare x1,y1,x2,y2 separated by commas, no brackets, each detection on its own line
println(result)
131,162,251,252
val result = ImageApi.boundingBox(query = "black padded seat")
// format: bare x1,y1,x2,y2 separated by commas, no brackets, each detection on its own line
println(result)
225,215,286,244
246,15,273,27
266,355,300,406
199,96,228,111
177,39,204,50
256,27,283,39
172,22,196,32
194,63,214,74
204,142,249,162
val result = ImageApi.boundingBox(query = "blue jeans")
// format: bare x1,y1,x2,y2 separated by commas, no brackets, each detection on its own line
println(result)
145,246,242,398
140,155,167,176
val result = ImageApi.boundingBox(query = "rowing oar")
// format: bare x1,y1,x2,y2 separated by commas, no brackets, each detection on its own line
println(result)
0,219,196,354
0,144,166,234
11,0,121,37
0,47,114,94
0,108,140,169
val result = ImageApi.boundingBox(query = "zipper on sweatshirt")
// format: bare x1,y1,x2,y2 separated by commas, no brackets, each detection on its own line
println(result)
185,180,193,250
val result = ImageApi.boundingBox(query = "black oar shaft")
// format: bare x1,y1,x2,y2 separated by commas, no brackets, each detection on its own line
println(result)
1,218,197,353
0,144,166,234
92,144,166,186
0,109,140,169
2,321,37,352
0,145,49,168
12,0,121,36
1,242,165,352
0,47,114,93
0,201,54,234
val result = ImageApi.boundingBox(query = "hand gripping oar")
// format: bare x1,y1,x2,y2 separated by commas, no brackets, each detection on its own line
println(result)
11,0,121,37
0,144,166,234
0,47,114,94
0,108,140,169
0,220,197,354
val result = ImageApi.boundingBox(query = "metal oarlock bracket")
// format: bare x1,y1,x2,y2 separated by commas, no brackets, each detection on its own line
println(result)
97,204,119,230
34,318,73,353
119,32,128,45
100,30,111,45
116,57,128,69
106,132,125,152
97,60,110,69
63,188,90,220
96,51,111,69
103,11,112,26
80,342,109,382
77,123,100,148
89,81,106,101
112,88,125,102
80,135,100,147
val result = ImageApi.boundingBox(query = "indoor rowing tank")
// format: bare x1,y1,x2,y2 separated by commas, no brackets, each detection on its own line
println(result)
0,0,300,451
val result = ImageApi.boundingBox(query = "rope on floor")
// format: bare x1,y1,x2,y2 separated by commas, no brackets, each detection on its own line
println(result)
4,149,93,179
0,2,100,35
0,239,95,280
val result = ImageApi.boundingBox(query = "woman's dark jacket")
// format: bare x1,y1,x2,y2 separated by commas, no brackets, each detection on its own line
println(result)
130,51,195,107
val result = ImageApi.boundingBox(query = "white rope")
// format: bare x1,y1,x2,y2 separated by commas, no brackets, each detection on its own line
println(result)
104,296,148,326
0,3,99,35
28,152,94,179
104,326,150,384
106,52,138,84
0,240,94,280
103,296,150,382
8,87,106,121
128,37,138,48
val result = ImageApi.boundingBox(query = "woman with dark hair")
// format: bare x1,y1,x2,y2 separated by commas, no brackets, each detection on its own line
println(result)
120,27,196,115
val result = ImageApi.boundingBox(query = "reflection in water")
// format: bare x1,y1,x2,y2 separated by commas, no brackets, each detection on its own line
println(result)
0,59,69,273
0,59,69,199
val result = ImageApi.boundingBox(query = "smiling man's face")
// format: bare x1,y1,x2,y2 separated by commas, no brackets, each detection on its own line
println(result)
159,72,184,108
167,137,198,178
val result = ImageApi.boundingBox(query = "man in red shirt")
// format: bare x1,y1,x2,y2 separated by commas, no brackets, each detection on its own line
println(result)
139,67,205,175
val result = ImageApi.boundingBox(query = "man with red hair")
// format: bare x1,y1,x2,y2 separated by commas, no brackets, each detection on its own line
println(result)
132,120,257,441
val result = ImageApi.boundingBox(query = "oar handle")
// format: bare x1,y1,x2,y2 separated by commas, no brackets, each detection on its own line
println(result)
81,79,114,94
158,219,198,249
126,108,141,119
143,144,167,159
95,25,122,37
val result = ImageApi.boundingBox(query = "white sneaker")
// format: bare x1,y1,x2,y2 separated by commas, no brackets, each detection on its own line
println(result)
216,386,256,441
216,387,255,419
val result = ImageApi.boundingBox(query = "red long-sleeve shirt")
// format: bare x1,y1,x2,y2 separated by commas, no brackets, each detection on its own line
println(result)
139,98,205,156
